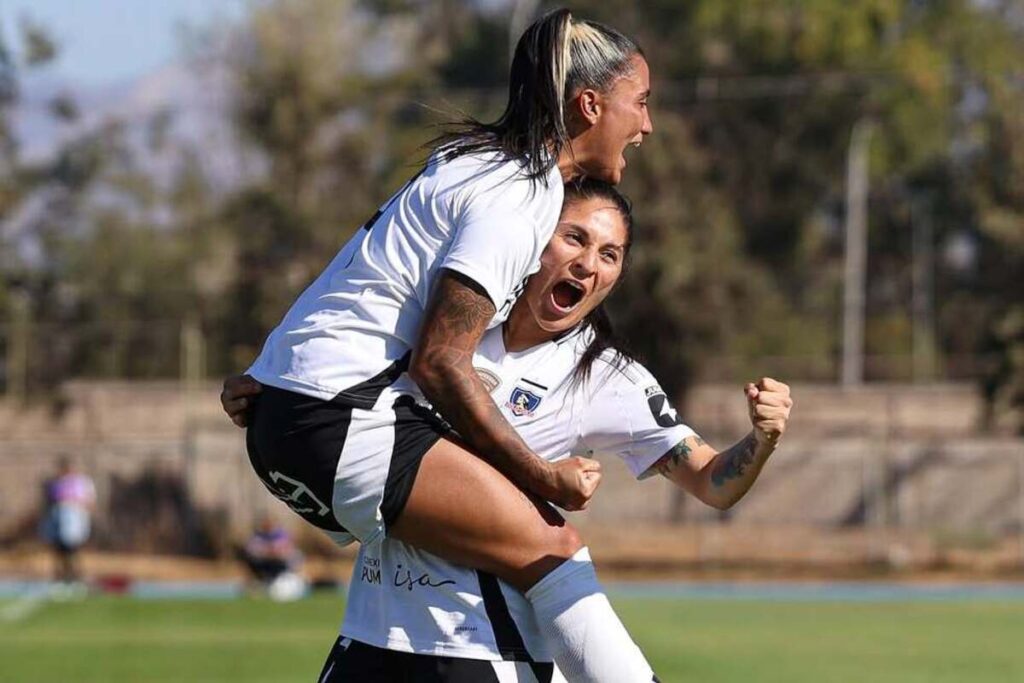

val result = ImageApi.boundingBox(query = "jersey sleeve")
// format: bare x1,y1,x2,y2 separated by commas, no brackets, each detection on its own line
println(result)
440,175,557,313
577,361,697,479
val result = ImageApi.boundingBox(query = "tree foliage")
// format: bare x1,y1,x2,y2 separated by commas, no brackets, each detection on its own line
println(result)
2,0,1021,428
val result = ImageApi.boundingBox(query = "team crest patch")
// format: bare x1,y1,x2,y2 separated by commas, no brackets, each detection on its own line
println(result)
647,390,681,427
507,387,542,417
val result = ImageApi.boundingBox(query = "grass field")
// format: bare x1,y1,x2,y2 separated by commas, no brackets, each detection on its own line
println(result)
1,593,1022,682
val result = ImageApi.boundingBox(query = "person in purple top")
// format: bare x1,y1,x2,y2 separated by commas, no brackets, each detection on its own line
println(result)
41,457,96,584
241,514,303,585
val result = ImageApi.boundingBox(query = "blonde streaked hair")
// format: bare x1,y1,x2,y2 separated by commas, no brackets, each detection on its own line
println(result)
432,9,643,184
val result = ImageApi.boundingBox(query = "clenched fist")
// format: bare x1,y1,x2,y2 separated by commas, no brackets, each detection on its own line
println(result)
543,456,603,511
744,377,792,448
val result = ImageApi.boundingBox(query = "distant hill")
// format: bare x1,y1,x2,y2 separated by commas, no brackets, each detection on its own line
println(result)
11,61,259,190
3,62,261,265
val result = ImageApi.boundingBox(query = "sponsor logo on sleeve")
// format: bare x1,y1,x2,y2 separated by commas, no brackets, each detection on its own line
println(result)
645,385,681,427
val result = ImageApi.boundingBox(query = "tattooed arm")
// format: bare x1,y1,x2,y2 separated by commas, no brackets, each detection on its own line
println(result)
641,378,792,510
409,269,601,511
642,432,775,510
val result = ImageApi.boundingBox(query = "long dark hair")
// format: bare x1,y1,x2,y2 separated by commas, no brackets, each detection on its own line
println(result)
561,178,637,388
431,9,643,184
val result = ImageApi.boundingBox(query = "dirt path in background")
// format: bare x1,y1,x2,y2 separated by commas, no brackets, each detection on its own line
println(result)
3,525,1021,583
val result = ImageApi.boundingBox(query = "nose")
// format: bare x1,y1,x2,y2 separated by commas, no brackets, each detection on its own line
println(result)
570,248,598,279
641,106,653,136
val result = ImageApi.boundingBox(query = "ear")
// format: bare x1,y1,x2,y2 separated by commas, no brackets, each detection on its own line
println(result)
576,88,602,125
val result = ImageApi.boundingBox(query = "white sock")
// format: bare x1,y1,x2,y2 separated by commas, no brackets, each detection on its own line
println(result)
525,547,654,683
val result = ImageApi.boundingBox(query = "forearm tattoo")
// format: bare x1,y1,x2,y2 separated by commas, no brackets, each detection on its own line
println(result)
417,272,546,486
710,433,758,487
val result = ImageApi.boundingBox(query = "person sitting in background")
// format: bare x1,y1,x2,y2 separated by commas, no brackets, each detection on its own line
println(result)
40,457,96,585
241,514,303,586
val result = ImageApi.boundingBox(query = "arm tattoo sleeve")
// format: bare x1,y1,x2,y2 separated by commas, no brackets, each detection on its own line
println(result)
415,271,548,489
430,273,496,338
710,433,758,487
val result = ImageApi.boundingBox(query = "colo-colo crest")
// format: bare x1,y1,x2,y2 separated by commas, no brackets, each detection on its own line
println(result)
507,386,543,417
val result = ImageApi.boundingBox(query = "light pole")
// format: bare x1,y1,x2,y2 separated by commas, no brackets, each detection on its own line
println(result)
842,118,873,387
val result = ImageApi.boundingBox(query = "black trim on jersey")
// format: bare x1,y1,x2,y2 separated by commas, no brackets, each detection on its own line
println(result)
333,352,412,410
360,166,429,233
360,208,384,233
476,570,534,662
519,378,548,391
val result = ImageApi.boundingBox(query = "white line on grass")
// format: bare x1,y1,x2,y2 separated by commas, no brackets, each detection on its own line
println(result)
0,592,47,624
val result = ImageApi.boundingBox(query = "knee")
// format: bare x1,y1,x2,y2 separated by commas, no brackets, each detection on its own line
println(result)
506,522,584,592
544,522,583,563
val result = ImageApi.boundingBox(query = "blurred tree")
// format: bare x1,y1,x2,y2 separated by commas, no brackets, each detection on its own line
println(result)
3,0,1020,433
0,19,65,399
0,21,222,393
211,0,455,370
549,0,1024,426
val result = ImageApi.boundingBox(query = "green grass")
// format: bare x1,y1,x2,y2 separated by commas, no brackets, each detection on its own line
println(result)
1,594,1022,682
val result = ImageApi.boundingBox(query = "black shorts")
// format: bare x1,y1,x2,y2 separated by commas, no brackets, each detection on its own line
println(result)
316,637,558,683
246,379,450,545
53,540,81,556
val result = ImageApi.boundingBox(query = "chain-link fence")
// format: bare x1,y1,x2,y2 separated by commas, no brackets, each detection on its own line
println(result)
2,376,1021,573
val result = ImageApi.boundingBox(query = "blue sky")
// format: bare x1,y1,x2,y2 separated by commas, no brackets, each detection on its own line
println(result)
0,0,245,86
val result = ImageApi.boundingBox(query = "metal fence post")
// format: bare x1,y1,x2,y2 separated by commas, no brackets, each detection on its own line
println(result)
1018,449,1024,569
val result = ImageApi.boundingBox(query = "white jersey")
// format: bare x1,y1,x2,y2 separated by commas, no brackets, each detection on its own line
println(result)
248,151,564,405
340,325,697,662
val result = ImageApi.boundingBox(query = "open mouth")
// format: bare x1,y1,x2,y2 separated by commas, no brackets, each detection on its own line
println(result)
551,280,585,312
622,140,641,167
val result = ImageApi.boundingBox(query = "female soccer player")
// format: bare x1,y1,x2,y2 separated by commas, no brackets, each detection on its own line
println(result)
234,9,657,680
226,180,793,681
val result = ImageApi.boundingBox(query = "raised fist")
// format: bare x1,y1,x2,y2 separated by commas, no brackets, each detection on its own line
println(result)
744,377,792,447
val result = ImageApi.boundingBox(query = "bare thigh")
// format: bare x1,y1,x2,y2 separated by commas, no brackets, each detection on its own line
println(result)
387,438,583,592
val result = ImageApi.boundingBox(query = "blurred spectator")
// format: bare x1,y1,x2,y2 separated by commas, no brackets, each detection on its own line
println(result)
241,515,303,587
40,457,96,584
